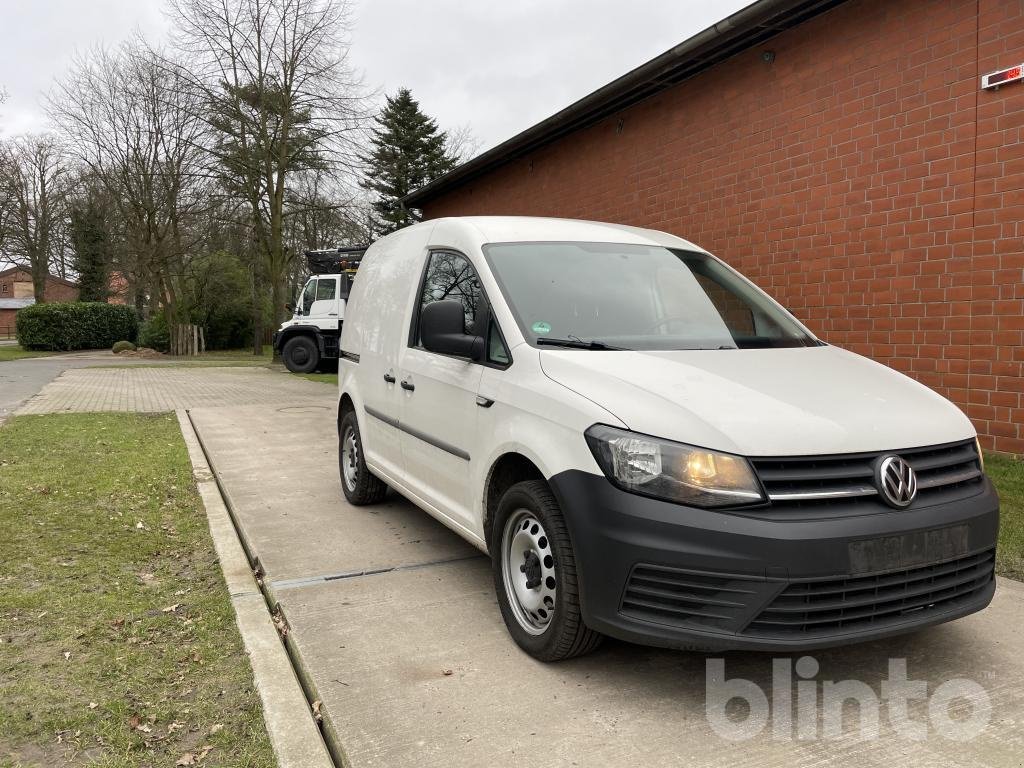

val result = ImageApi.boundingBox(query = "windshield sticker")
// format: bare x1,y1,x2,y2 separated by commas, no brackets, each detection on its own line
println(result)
531,321,552,335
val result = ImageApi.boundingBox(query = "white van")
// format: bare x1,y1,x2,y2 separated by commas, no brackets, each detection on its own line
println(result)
337,217,998,661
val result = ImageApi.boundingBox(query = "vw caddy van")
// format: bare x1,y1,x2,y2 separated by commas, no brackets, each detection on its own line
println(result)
337,217,998,661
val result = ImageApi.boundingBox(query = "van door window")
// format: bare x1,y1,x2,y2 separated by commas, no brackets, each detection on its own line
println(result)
414,250,511,366
416,251,482,342
488,322,510,365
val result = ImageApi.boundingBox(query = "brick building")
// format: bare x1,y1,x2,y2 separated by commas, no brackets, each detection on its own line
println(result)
407,0,1024,453
0,267,80,334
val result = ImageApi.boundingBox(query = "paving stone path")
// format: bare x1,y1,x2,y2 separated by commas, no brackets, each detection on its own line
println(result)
15,366,335,415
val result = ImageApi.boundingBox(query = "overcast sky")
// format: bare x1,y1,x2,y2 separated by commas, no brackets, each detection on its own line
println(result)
0,0,752,152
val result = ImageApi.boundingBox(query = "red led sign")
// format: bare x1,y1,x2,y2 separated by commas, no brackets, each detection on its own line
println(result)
982,64,1024,90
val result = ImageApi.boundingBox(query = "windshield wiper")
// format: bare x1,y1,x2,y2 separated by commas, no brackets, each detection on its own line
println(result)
536,337,629,351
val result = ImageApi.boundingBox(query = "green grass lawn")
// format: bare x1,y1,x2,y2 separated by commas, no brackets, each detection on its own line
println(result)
296,372,338,385
987,453,1024,581
0,413,274,768
0,345,54,362
99,348,277,370
185,349,274,363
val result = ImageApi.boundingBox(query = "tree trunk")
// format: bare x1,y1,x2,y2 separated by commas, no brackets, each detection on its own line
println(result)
31,256,48,304
250,260,263,357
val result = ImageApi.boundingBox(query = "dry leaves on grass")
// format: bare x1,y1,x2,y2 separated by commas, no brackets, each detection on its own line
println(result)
175,745,214,766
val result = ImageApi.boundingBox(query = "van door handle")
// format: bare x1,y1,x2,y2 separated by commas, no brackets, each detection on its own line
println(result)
400,378,415,392
383,372,396,384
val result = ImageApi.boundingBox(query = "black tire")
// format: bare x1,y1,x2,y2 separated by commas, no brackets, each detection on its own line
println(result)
282,335,319,373
338,409,388,505
491,480,602,661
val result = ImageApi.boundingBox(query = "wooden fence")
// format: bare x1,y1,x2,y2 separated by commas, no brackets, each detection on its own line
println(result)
168,323,206,356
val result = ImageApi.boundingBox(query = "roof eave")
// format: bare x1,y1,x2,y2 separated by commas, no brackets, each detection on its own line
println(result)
404,0,849,207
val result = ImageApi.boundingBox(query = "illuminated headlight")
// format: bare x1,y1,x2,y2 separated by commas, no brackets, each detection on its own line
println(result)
584,424,764,508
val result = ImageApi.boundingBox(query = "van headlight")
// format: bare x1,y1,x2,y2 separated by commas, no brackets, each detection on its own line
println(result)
584,425,764,508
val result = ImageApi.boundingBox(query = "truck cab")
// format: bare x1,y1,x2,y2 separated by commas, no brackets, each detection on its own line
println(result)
274,247,363,373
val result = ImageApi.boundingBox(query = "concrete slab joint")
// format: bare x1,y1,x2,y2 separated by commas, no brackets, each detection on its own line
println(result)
175,410,335,768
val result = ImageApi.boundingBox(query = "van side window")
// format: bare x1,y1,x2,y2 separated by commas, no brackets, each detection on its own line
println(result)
414,250,511,366
488,323,510,365
417,251,482,341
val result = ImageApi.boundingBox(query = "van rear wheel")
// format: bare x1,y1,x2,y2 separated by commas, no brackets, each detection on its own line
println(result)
283,335,319,373
492,480,602,661
339,410,388,505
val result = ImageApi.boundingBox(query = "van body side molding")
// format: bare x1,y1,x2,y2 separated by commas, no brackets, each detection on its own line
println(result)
364,404,399,428
363,405,470,461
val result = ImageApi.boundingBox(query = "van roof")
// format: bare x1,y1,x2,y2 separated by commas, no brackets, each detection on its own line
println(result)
423,216,708,253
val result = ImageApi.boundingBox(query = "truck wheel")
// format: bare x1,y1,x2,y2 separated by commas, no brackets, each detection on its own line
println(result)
339,410,388,505
282,335,319,373
492,480,602,661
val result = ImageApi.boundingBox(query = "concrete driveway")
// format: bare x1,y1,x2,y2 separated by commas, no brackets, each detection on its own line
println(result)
188,401,1024,768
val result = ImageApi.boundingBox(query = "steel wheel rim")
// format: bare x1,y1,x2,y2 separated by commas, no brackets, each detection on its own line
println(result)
341,426,359,492
501,509,557,636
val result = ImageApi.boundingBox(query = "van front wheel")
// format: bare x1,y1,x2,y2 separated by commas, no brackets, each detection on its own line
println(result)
492,480,602,661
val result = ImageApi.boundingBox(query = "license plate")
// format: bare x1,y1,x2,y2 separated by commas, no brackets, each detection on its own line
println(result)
848,525,969,575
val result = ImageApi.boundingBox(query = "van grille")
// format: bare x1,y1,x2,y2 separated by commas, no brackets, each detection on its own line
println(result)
744,549,995,638
750,439,983,510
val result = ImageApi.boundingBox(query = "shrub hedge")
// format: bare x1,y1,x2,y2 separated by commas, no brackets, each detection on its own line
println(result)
112,340,137,354
16,302,138,351
138,313,170,353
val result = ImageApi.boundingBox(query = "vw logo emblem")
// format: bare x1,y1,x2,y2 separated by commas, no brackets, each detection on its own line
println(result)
876,455,918,508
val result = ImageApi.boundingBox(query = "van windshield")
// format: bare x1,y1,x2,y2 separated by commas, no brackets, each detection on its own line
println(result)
483,242,817,351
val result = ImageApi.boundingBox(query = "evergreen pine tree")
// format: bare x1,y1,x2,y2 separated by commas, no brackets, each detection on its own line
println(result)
70,194,111,302
361,88,458,235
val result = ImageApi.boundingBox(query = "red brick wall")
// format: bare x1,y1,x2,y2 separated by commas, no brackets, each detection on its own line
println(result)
43,281,79,302
973,0,1024,453
0,268,80,338
422,0,1024,454
0,309,17,336
0,268,79,302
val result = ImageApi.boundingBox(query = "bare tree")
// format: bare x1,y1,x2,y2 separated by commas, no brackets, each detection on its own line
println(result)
48,42,209,320
285,168,369,252
0,135,71,301
445,123,483,164
167,0,367,352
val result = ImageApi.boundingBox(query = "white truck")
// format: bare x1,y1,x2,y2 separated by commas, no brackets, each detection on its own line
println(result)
273,247,364,373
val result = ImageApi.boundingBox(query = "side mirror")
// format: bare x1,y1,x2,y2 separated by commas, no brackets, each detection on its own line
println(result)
421,300,484,361
285,302,295,314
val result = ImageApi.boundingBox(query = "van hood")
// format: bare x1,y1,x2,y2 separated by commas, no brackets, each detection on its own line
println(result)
539,345,974,456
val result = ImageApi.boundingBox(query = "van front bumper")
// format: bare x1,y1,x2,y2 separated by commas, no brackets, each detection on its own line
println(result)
548,470,999,651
